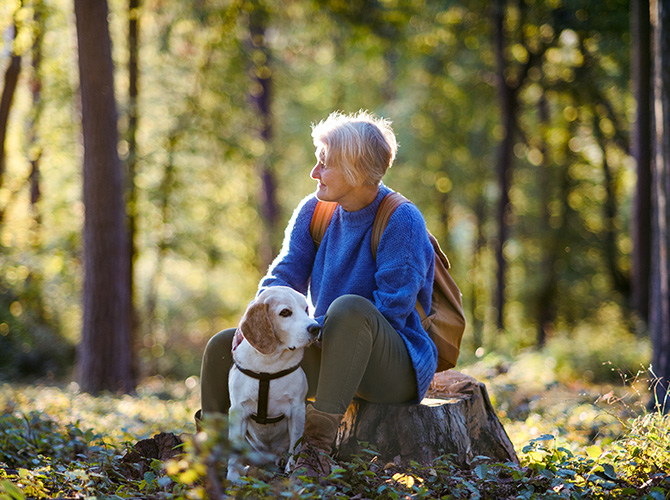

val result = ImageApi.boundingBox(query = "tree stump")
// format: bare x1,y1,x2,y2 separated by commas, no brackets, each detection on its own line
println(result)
335,371,518,467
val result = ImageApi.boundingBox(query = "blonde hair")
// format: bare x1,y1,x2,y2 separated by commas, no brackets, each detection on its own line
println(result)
311,110,398,186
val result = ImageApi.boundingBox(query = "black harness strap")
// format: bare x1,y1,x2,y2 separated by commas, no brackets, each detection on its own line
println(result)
234,362,301,425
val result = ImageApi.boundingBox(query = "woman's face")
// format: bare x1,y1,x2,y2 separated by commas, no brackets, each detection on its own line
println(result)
310,145,379,211
310,147,354,204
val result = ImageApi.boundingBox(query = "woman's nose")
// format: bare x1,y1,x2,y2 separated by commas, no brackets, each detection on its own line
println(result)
310,163,320,180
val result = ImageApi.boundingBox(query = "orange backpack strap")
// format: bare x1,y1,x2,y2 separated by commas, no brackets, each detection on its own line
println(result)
310,201,338,248
371,192,410,260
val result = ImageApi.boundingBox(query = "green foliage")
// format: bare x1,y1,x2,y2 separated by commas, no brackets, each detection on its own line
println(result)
545,320,651,384
1,351,669,499
0,276,74,381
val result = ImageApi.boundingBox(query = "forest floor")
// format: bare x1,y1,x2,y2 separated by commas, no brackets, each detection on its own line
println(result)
1,349,669,499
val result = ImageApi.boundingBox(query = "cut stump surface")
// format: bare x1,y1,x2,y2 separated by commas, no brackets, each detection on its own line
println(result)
335,371,518,467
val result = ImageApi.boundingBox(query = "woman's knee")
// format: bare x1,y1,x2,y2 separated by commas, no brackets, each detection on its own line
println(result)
203,329,235,363
323,295,378,347
326,294,376,322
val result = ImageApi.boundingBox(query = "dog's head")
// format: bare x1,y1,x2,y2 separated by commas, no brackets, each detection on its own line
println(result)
238,286,321,355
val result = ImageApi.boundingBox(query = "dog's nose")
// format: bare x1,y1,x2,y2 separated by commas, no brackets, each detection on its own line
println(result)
308,324,321,339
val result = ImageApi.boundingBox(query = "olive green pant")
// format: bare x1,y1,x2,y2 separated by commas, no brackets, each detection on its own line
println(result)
199,294,417,416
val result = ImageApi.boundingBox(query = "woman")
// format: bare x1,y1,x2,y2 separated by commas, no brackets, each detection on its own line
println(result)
199,110,437,477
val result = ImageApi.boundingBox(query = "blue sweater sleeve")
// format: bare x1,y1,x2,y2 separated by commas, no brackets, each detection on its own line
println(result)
259,194,318,295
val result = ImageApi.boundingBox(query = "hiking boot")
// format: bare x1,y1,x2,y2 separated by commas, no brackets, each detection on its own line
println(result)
290,405,343,478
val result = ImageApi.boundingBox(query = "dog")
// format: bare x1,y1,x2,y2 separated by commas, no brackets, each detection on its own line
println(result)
227,286,321,481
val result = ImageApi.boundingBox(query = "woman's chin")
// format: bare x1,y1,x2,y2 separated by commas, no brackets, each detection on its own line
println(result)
315,187,330,201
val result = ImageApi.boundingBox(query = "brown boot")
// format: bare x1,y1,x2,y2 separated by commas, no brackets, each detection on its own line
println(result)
290,405,343,478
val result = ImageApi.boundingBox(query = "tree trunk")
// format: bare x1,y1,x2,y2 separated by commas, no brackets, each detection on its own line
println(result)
536,95,556,347
650,0,670,412
28,1,44,233
470,197,487,350
336,371,519,466
492,0,516,332
126,0,140,379
247,0,279,269
145,129,178,375
0,23,21,197
75,0,134,394
632,0,653,326
594,116,631,299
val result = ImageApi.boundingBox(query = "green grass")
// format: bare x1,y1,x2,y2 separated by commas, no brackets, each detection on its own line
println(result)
1,349,669,499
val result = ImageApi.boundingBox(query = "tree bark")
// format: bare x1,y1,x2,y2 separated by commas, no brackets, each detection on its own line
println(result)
0,24,21,197
28,1,44,231
593,116,631,299
127,0,140,379
75,0,134,393
493,0,513,332
536,95,557,347
632,0,653,325
470,197,487,349
650,0,670,412
247,0,279,269
336,371,519,466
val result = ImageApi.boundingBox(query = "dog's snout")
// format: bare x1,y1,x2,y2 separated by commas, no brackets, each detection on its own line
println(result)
308,324,321,339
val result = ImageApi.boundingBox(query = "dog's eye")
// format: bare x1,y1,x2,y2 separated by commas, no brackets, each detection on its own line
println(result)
279,309,292,317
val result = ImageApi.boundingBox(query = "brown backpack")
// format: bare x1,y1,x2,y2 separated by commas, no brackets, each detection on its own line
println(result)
310,191,466,372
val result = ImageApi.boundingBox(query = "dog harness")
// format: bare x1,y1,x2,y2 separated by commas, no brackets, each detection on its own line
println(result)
233,361,301,425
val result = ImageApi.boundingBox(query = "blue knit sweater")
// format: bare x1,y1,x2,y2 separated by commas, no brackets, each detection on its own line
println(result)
260,185,437,401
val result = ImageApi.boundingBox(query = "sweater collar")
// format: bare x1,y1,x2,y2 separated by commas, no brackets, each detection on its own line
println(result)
339,184,391,227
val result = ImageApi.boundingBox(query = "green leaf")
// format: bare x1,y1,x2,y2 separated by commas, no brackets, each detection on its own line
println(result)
539,468,555,479
157,476,172,488
649,489,666,500
557,468,576,478
474,464,488,480
601,463,616,480
0,481,25,500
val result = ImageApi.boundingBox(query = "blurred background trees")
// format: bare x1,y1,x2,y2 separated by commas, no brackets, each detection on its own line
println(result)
0,0,663,399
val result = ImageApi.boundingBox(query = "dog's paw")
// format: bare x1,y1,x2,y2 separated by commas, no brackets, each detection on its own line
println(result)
284,455,296,474
226,461,244,482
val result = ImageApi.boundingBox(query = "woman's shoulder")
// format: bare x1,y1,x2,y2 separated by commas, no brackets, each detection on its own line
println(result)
385,192,427,228
296,191,320,212
288,191,320,223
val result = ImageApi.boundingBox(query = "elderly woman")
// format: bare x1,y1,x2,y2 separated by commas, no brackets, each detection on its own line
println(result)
199,110,437,477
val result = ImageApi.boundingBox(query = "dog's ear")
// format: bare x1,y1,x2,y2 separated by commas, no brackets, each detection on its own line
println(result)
239,302,277,355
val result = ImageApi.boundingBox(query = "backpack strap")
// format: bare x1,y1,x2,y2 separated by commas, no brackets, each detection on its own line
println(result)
372,191,453,322
371,192,410,260
310,201,338,247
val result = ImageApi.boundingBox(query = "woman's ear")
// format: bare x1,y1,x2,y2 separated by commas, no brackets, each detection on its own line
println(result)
239,302,277,355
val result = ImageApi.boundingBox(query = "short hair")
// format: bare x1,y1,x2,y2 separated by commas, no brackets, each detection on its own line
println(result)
311,110,398,186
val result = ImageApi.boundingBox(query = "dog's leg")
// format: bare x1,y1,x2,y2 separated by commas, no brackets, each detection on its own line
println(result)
284,402,306,473
227,407,248,481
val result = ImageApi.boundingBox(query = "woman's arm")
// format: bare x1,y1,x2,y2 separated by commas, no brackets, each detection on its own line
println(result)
258,194,319,295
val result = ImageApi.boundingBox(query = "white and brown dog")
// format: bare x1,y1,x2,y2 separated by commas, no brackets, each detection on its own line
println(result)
227,286,321,481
